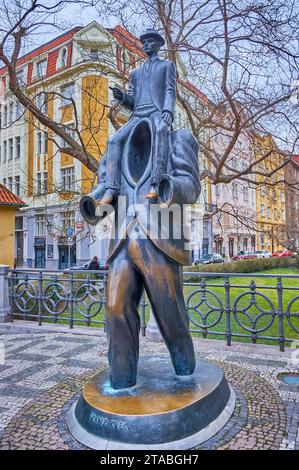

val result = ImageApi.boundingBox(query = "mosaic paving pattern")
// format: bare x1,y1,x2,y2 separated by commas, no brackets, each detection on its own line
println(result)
0,332,298,450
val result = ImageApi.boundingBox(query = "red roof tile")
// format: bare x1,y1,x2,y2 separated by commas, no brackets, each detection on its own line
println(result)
0,184,26,207
0,27,82,76
0,22,210,107
292,155,299,163
178,78,210,106
110,26,145,58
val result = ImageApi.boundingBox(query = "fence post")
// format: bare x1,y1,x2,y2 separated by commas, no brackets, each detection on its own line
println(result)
224,277,232,346
0,265,10,322
69,271,74,329
37,271,43,326
140,290,147,337
277,276,285,352
103,272,108,334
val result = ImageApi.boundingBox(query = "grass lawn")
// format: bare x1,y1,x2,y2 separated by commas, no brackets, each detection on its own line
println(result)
14,267,299,347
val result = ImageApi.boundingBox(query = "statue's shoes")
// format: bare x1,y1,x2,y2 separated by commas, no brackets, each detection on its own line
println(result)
98,189,118,205
98,195,114,205
146,191,159,199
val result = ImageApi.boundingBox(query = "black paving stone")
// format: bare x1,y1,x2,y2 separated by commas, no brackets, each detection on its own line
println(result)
7,353,52,362
62,359,96,369
41,345,63,351
0,362,53,383
57,345,93,358
4,339,46,355
5,336,45,343
0,365,12,373
52,336,93,344
226,357,288,367
0,384,41,398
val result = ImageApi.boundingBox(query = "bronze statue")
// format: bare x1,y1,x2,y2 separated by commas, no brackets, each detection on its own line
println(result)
80,28,201,390
101,28,175,203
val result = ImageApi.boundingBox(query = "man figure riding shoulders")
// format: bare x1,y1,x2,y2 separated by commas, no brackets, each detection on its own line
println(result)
100,28,176,204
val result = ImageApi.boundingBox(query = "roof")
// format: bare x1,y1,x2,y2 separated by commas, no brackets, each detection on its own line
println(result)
110,25,145,58
292,155,299,163
0,184,27,207
178,78,210,106
0,21,209,106
0,27,82,75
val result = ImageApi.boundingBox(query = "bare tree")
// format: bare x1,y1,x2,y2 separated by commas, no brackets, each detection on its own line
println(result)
1,0,298,183
95,0,299,185
0,0,135,174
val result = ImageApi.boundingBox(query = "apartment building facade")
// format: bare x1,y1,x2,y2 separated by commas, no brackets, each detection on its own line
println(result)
254,135,286,252
285,155,299,250
211,133,257,259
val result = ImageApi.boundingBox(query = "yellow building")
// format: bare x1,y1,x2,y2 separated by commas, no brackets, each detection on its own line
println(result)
0,22,126,269
254,134,286,252
0,184,26,267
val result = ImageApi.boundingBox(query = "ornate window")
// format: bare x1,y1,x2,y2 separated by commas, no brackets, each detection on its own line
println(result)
61,166,75,191
57,47,68,68
15,176,20,196
8,138,13,160
60,82,75,107
15,136,21,159
36,59,47,78
36,214,47,236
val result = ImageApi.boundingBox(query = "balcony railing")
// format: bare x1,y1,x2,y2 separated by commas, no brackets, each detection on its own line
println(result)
204,203,217,214
5,269,299,351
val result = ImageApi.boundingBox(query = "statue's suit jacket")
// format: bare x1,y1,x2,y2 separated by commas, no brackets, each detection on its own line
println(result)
121,57,176,117
95,121,201,266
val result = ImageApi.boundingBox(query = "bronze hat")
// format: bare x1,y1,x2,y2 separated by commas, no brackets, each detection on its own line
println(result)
139,28,165,46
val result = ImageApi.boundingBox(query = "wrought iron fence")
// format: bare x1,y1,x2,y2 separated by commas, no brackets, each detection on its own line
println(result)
6,269,299,351
6,269,146,337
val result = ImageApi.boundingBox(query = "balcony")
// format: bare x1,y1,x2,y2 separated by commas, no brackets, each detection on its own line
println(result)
204,203,217,215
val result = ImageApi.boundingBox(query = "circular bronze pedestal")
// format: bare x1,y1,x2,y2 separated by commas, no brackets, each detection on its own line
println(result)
67,357,235,450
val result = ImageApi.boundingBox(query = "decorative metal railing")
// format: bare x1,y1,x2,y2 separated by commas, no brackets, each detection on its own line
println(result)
6,269,299,351
6,269,147,335
204,203,217,214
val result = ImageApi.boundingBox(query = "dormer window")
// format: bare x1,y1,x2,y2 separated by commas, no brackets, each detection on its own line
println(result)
35,59,47,79
90,49,99,60
58,47,68,69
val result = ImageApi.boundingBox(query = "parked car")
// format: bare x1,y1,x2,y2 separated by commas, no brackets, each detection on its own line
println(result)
66,262,89,271
231,251,258,261
272,250,292,257
195,253,224,265
99,258,109,270
254,250,272,258
67,258,109,271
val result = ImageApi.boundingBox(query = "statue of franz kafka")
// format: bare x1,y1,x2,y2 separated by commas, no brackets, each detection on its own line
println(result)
80,28,201,390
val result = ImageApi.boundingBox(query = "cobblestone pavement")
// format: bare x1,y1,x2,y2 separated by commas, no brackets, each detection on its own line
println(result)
0,331,298,450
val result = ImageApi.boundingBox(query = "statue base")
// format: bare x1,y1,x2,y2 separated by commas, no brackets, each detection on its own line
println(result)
67,357,235,450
